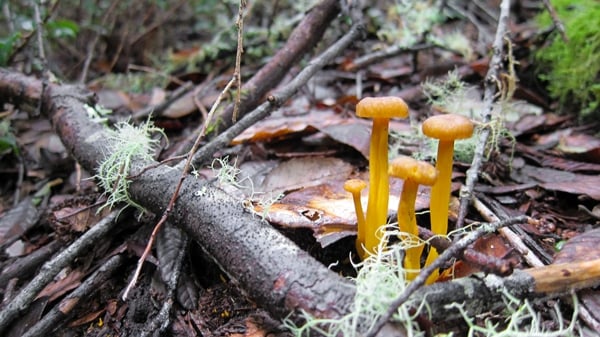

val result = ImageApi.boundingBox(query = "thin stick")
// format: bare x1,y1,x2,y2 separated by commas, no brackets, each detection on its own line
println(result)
472,196,544,267
456,0,510,228
121,77,237,300
541,0,568,42
232,0,247,122
365,215,529,337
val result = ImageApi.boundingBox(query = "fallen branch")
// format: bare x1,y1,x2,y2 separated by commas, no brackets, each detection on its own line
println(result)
21,254,125,337
0,210,120,334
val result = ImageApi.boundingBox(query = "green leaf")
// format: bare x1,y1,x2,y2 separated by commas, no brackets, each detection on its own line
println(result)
47,19,79,39
0,32,20,66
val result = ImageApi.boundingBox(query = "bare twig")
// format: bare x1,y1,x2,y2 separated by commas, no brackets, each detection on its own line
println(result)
232,0,247,122
541,0,568,42
365,215,530,337
121,75,238,300
21,254,124,337
472,195,544,267
79,0,120,83
0,210,120,334
456,0,510,228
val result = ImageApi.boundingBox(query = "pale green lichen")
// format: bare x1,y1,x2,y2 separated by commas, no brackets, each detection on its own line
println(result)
95,118,166,213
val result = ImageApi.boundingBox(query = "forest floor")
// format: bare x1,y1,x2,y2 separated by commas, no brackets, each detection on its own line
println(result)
1,1,600,336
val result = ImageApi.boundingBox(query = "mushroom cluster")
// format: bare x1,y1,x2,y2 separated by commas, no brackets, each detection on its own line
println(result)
347,96,474,282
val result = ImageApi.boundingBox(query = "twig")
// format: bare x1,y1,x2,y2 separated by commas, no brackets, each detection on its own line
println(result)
456,0,510,228
345,43,431,72
541,0,568,42
33,0,48,117
121,76,237,300
21,254,124,337
232,0,247,122
180,22,365,169
0,210,120,334
471,195,544,267
365,215,529,337
79,0,120,83
122,1,246,299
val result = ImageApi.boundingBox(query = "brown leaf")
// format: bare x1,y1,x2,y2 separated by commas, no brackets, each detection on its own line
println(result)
252,167,434,247
37,269,85,302
257,157,354,195
556,132,600,164
510,164,600,200
554,227,600,264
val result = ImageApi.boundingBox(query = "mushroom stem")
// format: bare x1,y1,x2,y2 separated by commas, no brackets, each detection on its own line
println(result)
344,179,368,257
389,156,437,281
397,179,423,280
363,117,390,257
424,139,454,283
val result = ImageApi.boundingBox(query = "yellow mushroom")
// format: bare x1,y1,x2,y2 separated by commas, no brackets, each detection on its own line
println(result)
421,114,474,283
389,156,437,280
344,179,368,257
356,96,409,257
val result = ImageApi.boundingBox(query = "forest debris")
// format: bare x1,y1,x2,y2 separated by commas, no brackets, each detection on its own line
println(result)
510,164,600,200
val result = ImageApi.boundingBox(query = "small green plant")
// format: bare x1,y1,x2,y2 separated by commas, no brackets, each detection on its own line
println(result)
535,0,600,118
95,118,166,213
0,119,20,157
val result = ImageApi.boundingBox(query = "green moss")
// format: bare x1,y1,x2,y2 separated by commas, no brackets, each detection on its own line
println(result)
535,0,600,118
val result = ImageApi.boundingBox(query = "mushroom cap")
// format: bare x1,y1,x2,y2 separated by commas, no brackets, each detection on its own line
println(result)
422,114,474,141
389,156,437,186
344,179,368,193
356,96,409,119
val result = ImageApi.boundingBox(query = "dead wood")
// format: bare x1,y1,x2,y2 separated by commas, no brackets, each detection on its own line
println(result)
0,68,356,324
